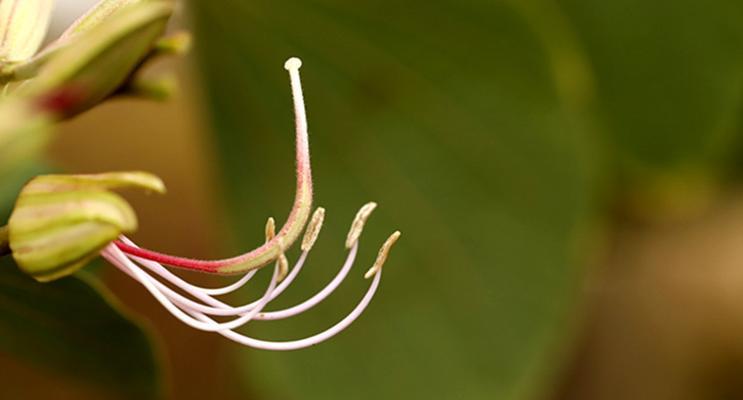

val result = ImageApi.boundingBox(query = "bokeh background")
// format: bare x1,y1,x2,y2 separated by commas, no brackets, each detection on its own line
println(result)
2,0,743,399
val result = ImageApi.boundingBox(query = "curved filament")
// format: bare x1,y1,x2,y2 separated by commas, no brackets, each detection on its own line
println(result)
103,237,382,350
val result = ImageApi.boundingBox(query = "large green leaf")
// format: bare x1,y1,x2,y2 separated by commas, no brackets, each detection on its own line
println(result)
190,0,595,399
0,257,161,399
559,0,743,215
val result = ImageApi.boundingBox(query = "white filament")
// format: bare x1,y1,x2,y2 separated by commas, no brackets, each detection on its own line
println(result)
102,237,380,350
120,237,259,297
103,244,279,332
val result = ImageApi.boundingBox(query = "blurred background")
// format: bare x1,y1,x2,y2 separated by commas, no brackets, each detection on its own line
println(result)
2,0,743,399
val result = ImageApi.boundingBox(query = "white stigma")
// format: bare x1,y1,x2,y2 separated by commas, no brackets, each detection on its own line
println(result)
284,57,303,71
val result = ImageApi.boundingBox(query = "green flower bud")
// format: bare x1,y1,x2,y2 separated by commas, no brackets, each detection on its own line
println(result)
7,172,165,282
0,0,53,62
16,1,174,117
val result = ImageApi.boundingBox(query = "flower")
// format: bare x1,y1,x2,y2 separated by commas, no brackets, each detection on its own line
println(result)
104,57,401,350
3,57,401,350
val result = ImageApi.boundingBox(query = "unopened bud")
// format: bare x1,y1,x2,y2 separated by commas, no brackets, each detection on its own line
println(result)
17,1,174,117
7,172,165,282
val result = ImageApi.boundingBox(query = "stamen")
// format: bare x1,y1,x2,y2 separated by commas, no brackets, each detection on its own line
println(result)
103,244,280,332
119,235,256,296
264,217,276,241
301,207,325,251
192,270,381,351
345,202,377,248
105,204,395,350
104,244,280,332
126,238,357,320
118,205,360,319
113,242,384,351
121,236,311,316
145,254,307,318
94,57,401,350
265,217,289,281
257,242,357,320
114,57,314,274
365,231,401,279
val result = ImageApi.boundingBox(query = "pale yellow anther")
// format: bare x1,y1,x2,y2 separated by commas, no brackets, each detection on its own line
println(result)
264,217,289,281
265,217,276,241
272,234,289,281
345,202,377,249
365,231,401,279
276,251,289,282
301,207,325,251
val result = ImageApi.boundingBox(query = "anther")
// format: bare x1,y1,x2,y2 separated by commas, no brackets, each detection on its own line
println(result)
265,217,276,242
301,207,325,251
345,202,377,248
265,217,289,281
365,231,401,279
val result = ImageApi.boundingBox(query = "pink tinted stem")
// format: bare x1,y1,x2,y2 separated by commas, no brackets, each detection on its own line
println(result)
115,58,313,274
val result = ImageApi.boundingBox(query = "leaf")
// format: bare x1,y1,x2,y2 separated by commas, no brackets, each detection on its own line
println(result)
0,257,162,399
189,0,596,399
559,0,743,216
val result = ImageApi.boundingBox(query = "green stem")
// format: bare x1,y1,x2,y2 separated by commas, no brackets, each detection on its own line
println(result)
0,225,10,257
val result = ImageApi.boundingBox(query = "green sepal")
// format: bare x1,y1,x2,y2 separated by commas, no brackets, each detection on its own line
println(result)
7,171,165,282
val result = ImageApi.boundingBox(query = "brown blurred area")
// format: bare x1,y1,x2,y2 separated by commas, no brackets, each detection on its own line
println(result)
552,194,743,400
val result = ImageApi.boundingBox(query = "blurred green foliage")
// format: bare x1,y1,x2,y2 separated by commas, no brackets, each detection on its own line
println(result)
0,256,161,399
191,0,596,399
560,0,743,218
1,162,161,399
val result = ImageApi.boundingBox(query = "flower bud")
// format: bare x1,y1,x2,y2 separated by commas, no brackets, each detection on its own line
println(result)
16,1,174,117
7,172,165,282
0,0,53,62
